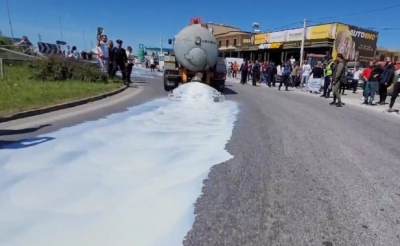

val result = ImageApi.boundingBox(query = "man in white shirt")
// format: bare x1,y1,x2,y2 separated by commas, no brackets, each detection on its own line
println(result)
150,57,155,71
290,56,295,65
301,60,311,90
97,35,109,73
352,68,362,93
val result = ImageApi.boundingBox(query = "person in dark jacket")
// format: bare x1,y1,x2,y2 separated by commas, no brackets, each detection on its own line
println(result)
279,61,292,91
240,61,248,84
107,40,114,76
267,62,274,87
252,61,260,86
110,39,128,82
378,57,395,105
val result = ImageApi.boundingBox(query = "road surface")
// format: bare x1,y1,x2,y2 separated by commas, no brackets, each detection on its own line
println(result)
1,77,400,245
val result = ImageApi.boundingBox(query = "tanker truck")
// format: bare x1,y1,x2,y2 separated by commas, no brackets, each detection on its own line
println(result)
163,19,227,92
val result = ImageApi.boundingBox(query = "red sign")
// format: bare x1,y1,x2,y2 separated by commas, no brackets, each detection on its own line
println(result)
190,17,202,24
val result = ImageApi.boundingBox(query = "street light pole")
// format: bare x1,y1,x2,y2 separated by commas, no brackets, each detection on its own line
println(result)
299,18,307,68
82,29,87,51
5,0,15,40
58,16,63,40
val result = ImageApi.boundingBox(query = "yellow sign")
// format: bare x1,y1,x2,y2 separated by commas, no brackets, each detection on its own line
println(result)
270,42,282,48
242,38,251,44
308,24,336,40
254,33,269,45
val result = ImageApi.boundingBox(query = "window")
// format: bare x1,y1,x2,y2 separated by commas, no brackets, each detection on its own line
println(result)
218,41,221,47
225,40,229,47
233,39,237,46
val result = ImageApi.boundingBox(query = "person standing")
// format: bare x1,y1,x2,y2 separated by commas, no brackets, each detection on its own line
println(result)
352,67,362,93
361,61,372,102
363,59,383,105
267,62,274,87
378,57,395,105
330,53,346,107
279,61,292,91
126,46,134,83
290,61,298,87
321,59,335,98
110,39,128,82
232,61,239,79
388,71,400,112
96,35,109,73
252,61,260,86
240,61,248,84
301,60,311,90
107,40,114,76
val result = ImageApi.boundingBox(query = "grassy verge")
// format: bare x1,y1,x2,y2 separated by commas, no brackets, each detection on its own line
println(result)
0,63,122,116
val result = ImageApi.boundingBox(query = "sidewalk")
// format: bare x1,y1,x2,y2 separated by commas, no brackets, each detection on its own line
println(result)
225,77,400,116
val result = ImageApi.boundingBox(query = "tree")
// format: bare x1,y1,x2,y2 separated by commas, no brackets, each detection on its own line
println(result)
151,52,155,57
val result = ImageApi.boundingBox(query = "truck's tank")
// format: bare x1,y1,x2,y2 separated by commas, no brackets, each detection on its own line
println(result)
173,24,218,72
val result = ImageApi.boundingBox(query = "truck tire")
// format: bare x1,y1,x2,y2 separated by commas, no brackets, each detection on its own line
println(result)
164,78,174,92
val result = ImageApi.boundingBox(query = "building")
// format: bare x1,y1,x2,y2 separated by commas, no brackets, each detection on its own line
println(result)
207,22,253,58
216,22,379,66
376,47,400,61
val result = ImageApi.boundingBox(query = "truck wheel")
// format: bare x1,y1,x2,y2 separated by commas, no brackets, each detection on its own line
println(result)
164,78,174,91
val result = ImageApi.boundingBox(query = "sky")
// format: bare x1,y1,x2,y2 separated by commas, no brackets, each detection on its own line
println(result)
1,0,400,53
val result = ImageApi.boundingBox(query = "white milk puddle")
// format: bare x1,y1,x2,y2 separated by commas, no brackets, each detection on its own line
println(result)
0,82,238,246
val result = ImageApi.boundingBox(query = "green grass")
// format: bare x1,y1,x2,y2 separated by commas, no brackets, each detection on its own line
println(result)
0,64,122,116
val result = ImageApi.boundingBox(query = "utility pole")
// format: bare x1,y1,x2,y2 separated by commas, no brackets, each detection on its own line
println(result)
38,33,41,42
59,16,63,40
160,36,163,54
5,0,14,41
299,18,307,68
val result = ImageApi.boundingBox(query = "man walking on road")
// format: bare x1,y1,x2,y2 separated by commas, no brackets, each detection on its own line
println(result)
279,61,291,91
330,53,346,107
110,39,128,83
378,57,395,105
321,58,335,98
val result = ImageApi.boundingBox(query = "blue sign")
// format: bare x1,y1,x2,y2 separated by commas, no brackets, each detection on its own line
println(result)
139,44,144,49
56,40,67,45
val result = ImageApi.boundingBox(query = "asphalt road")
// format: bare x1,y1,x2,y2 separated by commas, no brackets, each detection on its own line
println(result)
2,77,400,245
184,83,400,246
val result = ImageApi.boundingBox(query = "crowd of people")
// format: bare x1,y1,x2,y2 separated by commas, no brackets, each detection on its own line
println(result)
228,54,400,110
95,34,135,84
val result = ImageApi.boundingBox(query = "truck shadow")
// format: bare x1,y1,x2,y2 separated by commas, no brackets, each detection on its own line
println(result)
223,87,238,95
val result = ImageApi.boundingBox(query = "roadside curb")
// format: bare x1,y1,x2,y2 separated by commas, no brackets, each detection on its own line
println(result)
0,85,129,123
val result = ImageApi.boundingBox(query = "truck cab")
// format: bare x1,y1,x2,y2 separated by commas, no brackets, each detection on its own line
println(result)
307,53,328,67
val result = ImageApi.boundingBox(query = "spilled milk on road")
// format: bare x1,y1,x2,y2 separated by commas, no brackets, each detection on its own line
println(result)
0,82,238,246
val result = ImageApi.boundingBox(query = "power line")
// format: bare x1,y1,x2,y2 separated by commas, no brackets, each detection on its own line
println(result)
309,4,400,21
262,21,302,33
308,20,400,31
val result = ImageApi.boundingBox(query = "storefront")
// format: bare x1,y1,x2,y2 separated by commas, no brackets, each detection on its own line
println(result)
283,38,334,61
218,22,379,66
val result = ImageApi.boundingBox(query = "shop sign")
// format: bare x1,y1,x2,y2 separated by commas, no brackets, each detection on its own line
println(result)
285,28,304,41
283,39,333,48
333,24,378,62
267,31,286,43
307,24,336,39
258,43,283,49
254,33,269,45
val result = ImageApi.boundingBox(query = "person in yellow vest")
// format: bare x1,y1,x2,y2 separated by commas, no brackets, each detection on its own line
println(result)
321,58,336,98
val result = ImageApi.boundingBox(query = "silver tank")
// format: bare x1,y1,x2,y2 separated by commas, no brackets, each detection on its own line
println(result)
173,24,218,72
